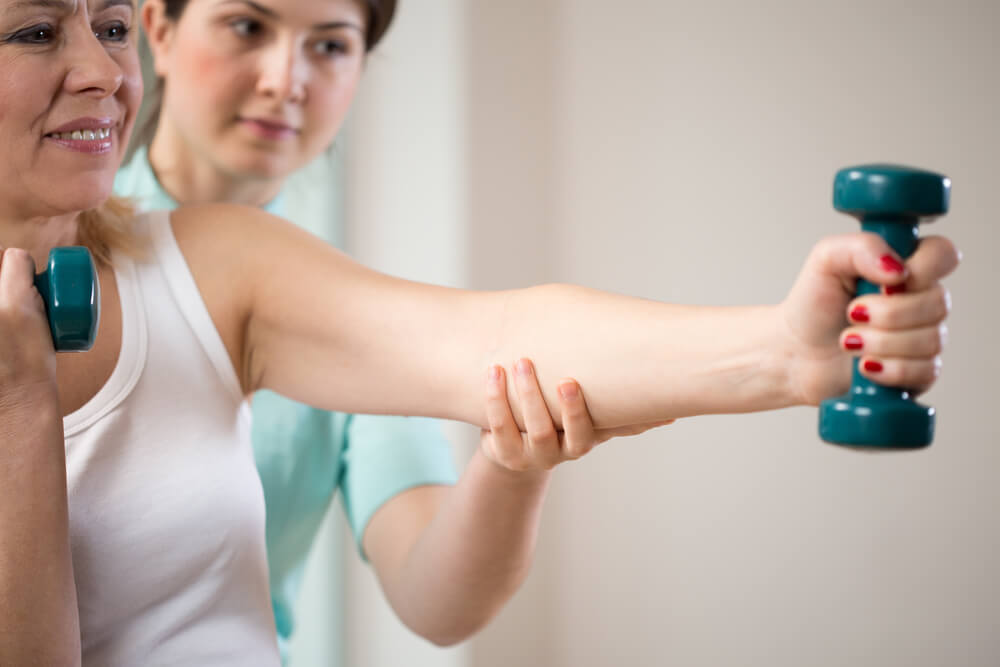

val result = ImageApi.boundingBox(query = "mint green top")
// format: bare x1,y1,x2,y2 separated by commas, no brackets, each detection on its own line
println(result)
114,147,458,657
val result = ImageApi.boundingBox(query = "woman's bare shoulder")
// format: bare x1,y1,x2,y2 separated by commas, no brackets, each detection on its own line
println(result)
169,202,278,250
165,203,289,391
162,202,357,394
168,202,336,265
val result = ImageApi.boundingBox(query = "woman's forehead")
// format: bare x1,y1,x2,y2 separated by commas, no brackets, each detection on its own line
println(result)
201,0,365,20
1,0,135,13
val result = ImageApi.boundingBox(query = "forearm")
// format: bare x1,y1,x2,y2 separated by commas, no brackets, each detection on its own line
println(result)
358,285,794,428
374,449,550,645
481,285,796,429
0,396,81,665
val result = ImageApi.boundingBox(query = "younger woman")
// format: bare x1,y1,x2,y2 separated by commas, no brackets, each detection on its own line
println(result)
117,0,651,655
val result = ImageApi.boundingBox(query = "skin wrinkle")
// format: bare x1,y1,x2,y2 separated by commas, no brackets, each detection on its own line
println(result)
2,0,133,20
0,0,140,232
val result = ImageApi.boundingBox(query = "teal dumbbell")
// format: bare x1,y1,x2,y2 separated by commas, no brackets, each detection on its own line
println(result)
819,164,950,449
32,247,100,352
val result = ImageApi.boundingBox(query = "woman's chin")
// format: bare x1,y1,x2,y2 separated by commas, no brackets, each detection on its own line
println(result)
44,185,115,216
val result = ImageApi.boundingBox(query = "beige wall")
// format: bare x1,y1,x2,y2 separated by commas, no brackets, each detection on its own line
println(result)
339,1,1000,666
465,1,1000,667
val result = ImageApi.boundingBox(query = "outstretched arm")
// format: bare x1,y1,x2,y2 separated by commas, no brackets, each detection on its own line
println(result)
173,204,958,430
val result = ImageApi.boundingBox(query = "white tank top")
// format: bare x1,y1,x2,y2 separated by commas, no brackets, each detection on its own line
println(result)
63,210,279,666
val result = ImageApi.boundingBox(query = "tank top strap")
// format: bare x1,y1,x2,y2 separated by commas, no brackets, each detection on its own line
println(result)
143,209,244,404
63,246,147,437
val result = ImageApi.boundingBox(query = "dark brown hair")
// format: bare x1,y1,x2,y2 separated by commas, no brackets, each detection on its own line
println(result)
156,0,396,49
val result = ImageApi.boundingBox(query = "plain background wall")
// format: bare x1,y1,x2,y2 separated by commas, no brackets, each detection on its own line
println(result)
289,1,999,666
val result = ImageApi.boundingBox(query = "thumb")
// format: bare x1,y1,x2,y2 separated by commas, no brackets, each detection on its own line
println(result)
808,232,909,290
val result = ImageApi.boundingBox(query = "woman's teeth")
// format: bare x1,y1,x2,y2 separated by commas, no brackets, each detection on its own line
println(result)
50,128,112,141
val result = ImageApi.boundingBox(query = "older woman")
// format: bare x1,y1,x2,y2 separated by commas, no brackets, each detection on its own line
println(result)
0,0,958,665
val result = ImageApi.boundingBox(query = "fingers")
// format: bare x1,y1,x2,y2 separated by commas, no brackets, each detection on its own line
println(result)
893,235,961,292
555,379,597,460
839,321,946,393
0,247,38,303
807,232,957,396
833,235,956,394
808,233,912,292
0,247,46,332
809,232,960,295
482,360,564,471
847,284,950,330
481,360,617,471
856,356,941,394
0,248,54,377
839,323,946,359
512,359,563,469
483,364,527,469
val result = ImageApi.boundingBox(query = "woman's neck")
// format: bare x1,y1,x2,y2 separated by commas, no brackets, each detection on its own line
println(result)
0,210,81,271
147,123,284,209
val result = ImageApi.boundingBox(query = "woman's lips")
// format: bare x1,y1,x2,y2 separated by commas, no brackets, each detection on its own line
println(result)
240,118,298,141
43,117,116,154
44,128,114,154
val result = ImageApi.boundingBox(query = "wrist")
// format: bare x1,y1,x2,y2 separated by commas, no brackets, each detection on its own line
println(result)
475,447,553,490
700,304,800,413
760,302,803,409
0,382,60,434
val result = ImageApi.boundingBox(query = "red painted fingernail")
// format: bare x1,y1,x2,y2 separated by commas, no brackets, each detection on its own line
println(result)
863,359,883,373
880,255,905,274
849,305,869,322
885,284,907,295
844,334,864,351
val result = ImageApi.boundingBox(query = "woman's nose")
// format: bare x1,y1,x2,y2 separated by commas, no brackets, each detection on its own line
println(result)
64,30,125,97
256,40,307,104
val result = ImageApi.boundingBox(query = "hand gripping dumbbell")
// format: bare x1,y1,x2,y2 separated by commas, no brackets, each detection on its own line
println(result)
818,164,950,449
32,247,101,352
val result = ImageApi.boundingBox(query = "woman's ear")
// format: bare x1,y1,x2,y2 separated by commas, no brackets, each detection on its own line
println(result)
141,0,176,77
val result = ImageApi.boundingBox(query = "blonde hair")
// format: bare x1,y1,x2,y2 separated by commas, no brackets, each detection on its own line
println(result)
76,196,147,266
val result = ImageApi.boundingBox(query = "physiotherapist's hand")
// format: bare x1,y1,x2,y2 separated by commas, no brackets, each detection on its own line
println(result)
480,358,674,472
780,233,959,405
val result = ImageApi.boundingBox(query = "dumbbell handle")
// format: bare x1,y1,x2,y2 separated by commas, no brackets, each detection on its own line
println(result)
849,219,919,400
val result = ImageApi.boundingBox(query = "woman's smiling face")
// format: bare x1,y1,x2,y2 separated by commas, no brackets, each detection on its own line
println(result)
0,0,141,220
146,0,367,181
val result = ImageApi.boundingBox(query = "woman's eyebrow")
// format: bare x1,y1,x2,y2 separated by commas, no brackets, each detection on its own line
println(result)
215,0,363,32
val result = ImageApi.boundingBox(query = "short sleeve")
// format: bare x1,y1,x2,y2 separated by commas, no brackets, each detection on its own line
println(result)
339,415,458,559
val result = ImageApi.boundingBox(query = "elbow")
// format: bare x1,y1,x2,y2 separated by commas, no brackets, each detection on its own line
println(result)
398,602,503,647
419,618,490,648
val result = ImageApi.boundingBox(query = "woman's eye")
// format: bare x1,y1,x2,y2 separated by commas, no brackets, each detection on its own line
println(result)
95,21,129,42
9,24,56,44
313,39,347,57
231,17,263,38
